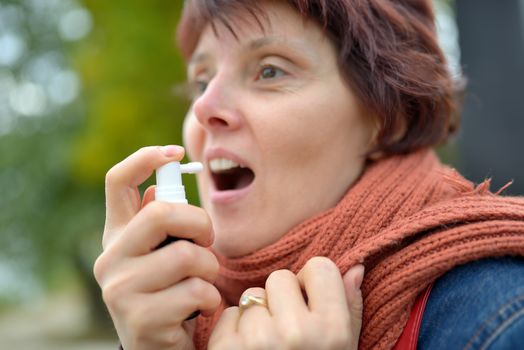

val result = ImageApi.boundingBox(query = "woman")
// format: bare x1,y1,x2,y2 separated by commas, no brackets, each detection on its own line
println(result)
94,1,524,349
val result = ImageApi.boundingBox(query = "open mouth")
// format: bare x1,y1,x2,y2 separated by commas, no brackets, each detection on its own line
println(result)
209,158,255,191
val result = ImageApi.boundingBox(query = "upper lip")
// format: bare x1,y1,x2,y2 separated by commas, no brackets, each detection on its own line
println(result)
204,147,252,170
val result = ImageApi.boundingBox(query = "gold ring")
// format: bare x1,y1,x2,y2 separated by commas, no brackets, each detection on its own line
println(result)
239,295,268,315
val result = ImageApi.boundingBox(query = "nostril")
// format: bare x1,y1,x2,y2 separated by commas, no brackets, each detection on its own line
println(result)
208,117,229,128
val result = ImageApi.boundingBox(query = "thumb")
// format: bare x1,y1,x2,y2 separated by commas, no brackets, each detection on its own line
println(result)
343,264,364,345
141,185,156,208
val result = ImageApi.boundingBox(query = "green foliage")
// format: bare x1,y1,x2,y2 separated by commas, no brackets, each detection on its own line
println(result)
0,0,89,303
72,0,188,189
0,0,194,317
66,0,196,329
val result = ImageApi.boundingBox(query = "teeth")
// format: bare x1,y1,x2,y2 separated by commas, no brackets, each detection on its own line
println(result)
209,158,241,172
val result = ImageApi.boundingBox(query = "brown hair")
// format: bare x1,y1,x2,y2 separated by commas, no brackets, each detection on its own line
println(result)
176,0,462,156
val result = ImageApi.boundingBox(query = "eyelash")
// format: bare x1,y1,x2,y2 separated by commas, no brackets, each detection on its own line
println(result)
189,64,288,97
256,64,287,81
192,80,208,95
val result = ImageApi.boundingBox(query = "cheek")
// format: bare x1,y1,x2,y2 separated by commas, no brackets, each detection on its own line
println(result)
255,102,318,150
182,112,204,161
257,90,369,172
256,101,335,159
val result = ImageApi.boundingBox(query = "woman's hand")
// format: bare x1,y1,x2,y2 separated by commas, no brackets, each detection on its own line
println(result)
209,257,364,350
93,146,222,350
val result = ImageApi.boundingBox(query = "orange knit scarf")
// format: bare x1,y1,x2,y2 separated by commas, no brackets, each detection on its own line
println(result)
193,149,524,349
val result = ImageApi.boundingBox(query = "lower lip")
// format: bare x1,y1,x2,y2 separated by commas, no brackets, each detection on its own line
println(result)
210,183,253,204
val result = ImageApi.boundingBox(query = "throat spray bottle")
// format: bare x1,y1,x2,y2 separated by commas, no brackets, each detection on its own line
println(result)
155,161,203,248
154,160,203,320
155,161,203,205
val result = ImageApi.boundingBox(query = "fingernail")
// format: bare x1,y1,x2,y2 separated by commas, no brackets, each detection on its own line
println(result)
160,145,184,157
353,264,365,291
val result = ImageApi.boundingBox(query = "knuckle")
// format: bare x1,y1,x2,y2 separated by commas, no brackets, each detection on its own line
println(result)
200,210,213,232
208,285,222,308
104,165,122,187
186,277,210,300
133,146,158,163
101,274,133,312
192,205,210,222
101,283,121,311
93,253,109,284
197,257,220,285
208,253,220,277
171,239,197,263
101,280,119,306
165,329,186,348
142,201,171,223
188,206,213,244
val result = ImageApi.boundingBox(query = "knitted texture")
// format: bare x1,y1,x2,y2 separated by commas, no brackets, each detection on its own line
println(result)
193,149,524,350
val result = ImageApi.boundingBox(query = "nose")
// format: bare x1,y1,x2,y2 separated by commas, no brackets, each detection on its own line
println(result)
191,76,242,132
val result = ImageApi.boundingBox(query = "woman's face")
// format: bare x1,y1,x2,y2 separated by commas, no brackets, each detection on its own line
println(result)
183,1,374,257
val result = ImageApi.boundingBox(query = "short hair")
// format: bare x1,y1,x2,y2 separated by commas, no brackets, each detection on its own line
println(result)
176,0,462,156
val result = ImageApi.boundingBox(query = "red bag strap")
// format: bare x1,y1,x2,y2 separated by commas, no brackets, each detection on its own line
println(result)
392,284,434,350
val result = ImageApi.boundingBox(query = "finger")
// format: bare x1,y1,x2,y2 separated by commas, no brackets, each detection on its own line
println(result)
297,257,348,316
238,288,280,349
342,264,364,344
123,240,219,292
104,145,184,234
265,269,308,321
141,185,156,208
238,288,270,320
145,277,222,325
209,307,243,350
120,295,192,349
116,201,213,256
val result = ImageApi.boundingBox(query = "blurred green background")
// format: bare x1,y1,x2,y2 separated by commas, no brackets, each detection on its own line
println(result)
0,1,190,348
0,0,523,349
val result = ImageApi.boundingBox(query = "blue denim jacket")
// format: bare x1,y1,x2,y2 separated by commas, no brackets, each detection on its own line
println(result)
419,257,524,349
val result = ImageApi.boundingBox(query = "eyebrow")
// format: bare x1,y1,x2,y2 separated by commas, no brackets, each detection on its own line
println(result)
188,36,315,68
247,36,318,63
188,52,211,67
248,36,285,50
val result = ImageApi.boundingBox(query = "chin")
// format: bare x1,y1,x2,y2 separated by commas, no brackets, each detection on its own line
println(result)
212,228,259,258
212,239,243,258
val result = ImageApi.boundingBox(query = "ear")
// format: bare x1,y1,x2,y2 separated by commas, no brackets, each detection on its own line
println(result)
141,185,156,208
366,115,408,161
363,112,382,160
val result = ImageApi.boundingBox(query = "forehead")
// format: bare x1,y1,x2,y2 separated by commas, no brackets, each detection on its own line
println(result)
189,1,325,62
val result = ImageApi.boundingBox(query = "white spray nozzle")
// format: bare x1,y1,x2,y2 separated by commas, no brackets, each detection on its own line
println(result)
155,161,203,204
180,162,204,174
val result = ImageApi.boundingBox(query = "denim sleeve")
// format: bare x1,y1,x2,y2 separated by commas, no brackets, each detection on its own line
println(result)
418,256,524,350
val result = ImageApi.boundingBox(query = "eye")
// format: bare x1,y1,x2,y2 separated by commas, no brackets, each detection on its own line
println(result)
190,79,208,97
257,65,286,80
